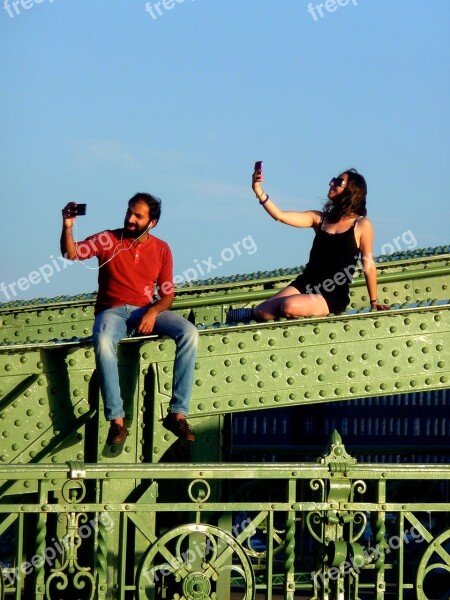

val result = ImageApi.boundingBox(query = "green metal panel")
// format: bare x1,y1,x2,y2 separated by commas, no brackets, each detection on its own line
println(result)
0,247,450,598
1,300,449,467
0,434,450,598
1,250,449,339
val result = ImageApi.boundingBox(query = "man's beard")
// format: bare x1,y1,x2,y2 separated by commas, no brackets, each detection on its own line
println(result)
123,220,150,238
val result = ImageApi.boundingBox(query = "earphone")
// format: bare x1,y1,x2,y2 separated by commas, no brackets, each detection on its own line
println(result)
73,221,152,271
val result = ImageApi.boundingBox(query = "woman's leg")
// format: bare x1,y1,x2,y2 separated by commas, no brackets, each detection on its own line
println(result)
255,286,329,320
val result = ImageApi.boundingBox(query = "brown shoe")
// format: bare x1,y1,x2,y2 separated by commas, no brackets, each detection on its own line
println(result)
107,422,129,445
163,413,195,442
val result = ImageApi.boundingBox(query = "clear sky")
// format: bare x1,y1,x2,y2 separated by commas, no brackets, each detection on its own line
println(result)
1,0,449,303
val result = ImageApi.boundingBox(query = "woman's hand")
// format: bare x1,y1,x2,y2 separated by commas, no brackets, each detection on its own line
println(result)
252,165,264,196
370,300,389,311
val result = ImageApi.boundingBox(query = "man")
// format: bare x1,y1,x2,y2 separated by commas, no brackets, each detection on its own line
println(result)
61,193,198,445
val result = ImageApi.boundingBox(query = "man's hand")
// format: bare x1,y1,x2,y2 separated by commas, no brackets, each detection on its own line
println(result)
136,308,158,335
62,202,79,229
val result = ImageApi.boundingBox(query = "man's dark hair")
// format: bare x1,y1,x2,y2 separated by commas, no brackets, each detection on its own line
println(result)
323,168,367,221
128,193,162,223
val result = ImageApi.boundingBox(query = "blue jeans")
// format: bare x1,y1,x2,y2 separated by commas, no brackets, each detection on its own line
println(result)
93,305,199,421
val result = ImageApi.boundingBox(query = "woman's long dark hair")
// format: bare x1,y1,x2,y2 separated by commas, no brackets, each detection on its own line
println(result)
323,168,367,222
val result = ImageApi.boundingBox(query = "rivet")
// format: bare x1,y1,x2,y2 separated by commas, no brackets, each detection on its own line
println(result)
238,341,245,349
224,359,231,367
240,357,246,365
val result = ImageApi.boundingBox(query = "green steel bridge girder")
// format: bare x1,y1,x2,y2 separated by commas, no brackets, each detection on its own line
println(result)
0,301,448,468
1,253,450,342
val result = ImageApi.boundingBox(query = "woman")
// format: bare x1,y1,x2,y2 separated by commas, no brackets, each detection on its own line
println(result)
227,166,388,323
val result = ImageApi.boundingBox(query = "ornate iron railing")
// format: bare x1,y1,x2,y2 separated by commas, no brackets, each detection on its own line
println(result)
1,432,449,599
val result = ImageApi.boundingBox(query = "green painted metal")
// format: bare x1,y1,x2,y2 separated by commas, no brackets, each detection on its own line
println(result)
0,299,448,468
1,247,450,598
0,435,450,598
1,249,449,339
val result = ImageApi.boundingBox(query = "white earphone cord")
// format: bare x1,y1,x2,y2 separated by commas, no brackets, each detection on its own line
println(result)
72,221,150,271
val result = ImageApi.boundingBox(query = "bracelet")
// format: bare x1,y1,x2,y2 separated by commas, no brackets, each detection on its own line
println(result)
370,298,379,304
259,194,270,205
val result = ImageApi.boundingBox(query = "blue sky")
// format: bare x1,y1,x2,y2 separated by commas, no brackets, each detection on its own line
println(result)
1,0,449,302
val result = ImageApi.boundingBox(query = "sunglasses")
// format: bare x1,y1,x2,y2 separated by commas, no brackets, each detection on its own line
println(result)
329,177,346,188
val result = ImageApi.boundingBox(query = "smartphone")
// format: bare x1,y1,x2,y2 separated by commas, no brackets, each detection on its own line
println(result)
254,161,263,173
74,204,87,216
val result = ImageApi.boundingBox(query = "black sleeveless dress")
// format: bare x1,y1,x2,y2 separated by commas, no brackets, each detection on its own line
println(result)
289,216,362,314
